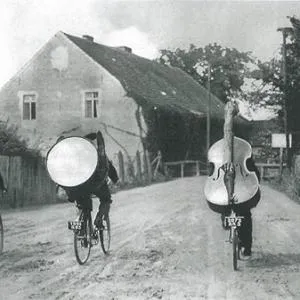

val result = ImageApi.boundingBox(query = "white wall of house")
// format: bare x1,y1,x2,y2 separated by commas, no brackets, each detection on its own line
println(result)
0,33,147,164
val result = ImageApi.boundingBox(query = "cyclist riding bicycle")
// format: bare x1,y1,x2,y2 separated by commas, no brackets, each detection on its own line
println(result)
58,131,119,229
208,156,261,257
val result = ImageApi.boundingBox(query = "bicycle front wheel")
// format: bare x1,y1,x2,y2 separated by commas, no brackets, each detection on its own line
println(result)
0,214,3,255
100,215,111,254
232,228,238,271
74,212,92,265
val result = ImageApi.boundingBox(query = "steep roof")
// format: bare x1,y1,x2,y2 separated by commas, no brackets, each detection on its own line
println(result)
62,32,225,119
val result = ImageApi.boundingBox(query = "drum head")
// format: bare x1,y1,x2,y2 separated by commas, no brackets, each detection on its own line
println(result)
47,137,98,187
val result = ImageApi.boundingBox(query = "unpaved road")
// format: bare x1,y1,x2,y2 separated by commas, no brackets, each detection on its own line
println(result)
0,177,300,300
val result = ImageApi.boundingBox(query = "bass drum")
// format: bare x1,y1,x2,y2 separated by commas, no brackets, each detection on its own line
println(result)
46,136,108,189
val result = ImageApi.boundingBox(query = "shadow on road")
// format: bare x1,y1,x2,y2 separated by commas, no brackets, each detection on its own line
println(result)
248,252,300,269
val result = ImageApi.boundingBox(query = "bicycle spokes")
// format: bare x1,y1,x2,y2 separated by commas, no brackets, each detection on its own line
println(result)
225,212,243,271
73,214,92,265
69,209,111,265
100,215,110,254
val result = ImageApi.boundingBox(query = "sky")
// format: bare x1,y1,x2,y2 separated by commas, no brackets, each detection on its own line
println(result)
0,1,299,92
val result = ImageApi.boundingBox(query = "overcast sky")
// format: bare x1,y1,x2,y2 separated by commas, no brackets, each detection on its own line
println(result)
0,1,299,89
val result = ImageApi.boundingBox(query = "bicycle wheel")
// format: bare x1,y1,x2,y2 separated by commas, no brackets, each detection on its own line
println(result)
74,211,92,265
0,214,3,255
232,227,238,271
100,215,110,254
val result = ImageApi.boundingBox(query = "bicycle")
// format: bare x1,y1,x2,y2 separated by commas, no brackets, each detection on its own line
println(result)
224,202,244,271
67,197,111,265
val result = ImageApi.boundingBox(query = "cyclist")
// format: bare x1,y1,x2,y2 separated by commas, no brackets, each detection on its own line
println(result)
60,131,119,229
224,156,260,257
209,156,260,258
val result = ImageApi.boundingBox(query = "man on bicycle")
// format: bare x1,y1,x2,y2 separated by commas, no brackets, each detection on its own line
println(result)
222,156,261,257
208,155,260,258
61,131,119,228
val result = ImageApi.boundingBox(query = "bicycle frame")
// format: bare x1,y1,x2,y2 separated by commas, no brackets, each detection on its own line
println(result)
225,203,244,271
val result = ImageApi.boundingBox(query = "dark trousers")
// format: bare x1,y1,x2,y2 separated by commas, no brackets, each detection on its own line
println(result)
208,189,260,251
235,189,260,250
237,210,252,250
94,182,112,216
64,181,112,215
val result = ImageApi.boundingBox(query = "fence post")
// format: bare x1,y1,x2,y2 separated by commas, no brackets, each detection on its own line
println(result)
164,165,169,177
146,150,152,182
260,166,264,180
118,151,125,184
180,162,184,178
143,150,152,183
136,150,142,183
196,161,200,176
153,150,162,179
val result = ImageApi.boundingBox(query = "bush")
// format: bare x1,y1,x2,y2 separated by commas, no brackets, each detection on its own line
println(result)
267,169,300,203
0,121,39,157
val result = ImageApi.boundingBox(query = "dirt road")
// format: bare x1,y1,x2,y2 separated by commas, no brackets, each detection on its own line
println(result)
0,177,300,300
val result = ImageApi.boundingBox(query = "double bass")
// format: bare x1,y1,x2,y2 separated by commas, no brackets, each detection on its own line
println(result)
204,101,259,208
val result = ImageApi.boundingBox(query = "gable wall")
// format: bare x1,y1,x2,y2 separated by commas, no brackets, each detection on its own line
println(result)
0,33,146,162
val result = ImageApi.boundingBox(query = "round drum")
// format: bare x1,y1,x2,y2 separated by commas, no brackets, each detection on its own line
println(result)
46,136,98,187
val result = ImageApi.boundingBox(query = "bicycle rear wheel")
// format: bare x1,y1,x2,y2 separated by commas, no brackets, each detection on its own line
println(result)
100,215,110,254
0,214,3,255
74,211,92,265
232,227,238,271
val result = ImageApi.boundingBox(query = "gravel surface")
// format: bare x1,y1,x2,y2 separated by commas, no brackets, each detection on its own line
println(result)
0,177,299,300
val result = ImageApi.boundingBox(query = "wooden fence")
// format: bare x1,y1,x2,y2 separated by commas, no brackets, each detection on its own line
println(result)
164,160,207,178
0,150,160,208
117,150,157,185
256,162,286,179
0,155,57,208
163,161,285,179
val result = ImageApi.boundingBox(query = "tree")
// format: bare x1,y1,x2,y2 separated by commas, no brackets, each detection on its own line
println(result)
277,16,300,154
286,17,300,137
158,43,254,103
158,43,284,123
250,16,300,156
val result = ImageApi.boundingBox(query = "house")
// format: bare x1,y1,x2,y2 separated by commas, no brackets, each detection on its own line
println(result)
0,31,228,166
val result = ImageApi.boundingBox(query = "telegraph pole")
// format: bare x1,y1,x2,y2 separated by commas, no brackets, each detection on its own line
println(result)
277,27,293,171
206,63,211,169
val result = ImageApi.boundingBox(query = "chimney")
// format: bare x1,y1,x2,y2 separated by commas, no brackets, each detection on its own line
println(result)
116,46,132,54
82,35,94,42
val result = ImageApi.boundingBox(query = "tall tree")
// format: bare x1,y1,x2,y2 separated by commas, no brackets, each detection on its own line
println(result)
286,16,300,152
158,43,254,104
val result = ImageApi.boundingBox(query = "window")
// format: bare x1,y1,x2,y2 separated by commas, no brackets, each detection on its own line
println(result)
84,91,99,118
23,94,36,120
